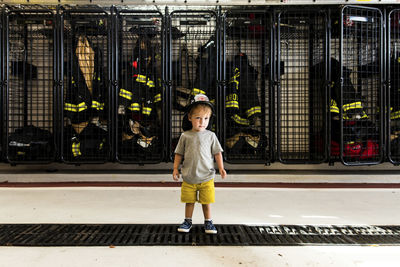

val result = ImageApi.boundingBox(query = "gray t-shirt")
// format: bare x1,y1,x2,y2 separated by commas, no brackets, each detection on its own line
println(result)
174,130,223,184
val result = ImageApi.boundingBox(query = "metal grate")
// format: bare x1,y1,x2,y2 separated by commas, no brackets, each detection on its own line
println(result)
4,7,57,163
222,9,271,164
338,6,383,165
61,7,111,163
115,9,165,163
276,9,328,163
388,9,400,165
168,9,219,159
0,224,399,246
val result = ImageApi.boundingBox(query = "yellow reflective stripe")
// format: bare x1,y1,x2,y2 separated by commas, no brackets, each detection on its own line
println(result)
136,75,147,83
119,89,133,100
128,103,140,111
154,93,161,103
142,107,152,115
391,110,400,120
192,88,206,96
64,102,87,112
226,101,239,109
91,101,105,111
330,106,340,113
135,75,155,88
229,68,240,89
343,102,363,112
231,114,249,126
72,142,81,157
330,99,339,113
246,106,261,118
147,79,155,88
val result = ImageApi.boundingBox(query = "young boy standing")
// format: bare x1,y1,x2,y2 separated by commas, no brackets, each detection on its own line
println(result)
173,94,227,234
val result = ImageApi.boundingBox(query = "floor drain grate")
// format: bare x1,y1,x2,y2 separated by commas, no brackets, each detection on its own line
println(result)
0,224,399,246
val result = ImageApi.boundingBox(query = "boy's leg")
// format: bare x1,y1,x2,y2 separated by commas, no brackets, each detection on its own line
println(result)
178,181,197,233
185,203,195,218
198,179,217,234
201,203,211,220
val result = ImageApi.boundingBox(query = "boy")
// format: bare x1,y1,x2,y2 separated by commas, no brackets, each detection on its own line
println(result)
173,94,227,234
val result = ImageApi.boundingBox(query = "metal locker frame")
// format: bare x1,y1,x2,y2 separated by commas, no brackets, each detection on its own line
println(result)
3,6,58,164
276,8,329,164
167,9,220,161
59,6,112,164
113,8,166,164
339,5,384,166
221,8,273,164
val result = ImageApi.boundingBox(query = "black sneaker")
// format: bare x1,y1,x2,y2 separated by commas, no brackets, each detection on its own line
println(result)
177,219,192,233
204,220,217,234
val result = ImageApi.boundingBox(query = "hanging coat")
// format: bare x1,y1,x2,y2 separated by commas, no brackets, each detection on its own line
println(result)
190,38,218,103
64,35,107,124
118,39,161,138
225,53,261,138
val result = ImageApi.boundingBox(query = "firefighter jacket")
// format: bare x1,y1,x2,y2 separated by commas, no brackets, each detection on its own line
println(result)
191,39,217,103
329,58,368,120
64,35,107,124
225,53,261,138
118,40,161,137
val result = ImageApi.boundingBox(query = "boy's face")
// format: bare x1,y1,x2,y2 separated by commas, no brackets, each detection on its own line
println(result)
188,107,211,132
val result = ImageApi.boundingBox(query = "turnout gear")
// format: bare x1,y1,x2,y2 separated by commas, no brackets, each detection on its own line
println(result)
311,58,378,160
8,125,53,161
118,38,162,155
64,123,108,160
190,38,218,103
329,58,368,121
389,55,400,156
225,53,262,152
118,39,161,126
64,35,107,125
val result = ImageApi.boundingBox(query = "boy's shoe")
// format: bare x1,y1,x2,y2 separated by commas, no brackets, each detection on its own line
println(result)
204,220,217,234
177,219,192,233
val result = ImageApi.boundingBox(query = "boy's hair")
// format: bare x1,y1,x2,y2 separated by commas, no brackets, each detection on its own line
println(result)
188,103,213,116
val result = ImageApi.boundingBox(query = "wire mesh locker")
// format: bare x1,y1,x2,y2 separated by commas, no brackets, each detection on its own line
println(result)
114,9,165,163
168,9,219,160
332,6,383,165
222,9,271,164
60,7,111,163
276,9,328,164
4,6,57,163
388,9,400,164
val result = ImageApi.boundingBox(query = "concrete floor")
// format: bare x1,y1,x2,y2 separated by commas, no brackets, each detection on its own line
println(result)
0,186,399,266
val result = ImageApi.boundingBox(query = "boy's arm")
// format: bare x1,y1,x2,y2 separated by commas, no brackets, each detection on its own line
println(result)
173,153,183,181
214,152,227,179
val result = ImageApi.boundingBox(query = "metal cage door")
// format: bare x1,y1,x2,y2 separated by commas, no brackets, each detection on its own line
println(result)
4,6,57,164
168,10,219,161
222,9,272,164
388,9,400,165
60,7,111,163
276,9,329,164
114,9,165,164
338,6,383,166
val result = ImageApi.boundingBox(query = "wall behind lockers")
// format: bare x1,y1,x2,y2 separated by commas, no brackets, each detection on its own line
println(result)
0,4,398,171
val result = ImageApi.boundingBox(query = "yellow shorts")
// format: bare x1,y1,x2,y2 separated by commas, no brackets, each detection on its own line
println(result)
181,179,215,204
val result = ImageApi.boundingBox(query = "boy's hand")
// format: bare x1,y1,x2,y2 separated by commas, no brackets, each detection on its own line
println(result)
172,169,180,181
220,169,227,179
